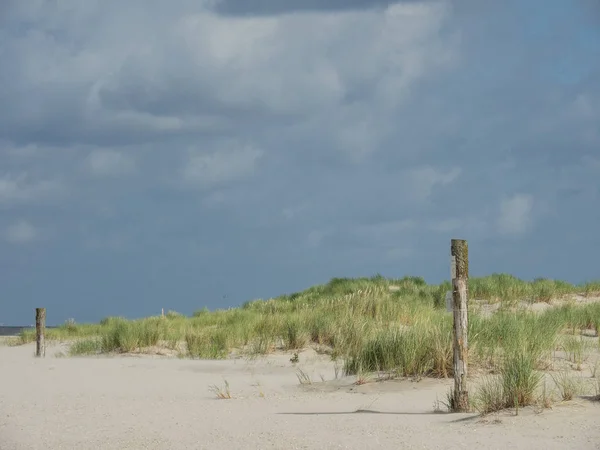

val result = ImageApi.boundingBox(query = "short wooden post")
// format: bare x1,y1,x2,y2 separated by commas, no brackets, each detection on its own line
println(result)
451,239,469,412
35,308,46,358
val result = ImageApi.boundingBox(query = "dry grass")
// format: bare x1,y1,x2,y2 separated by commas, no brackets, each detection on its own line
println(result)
551,371,586,401
296,368,313,385
209,379,232,399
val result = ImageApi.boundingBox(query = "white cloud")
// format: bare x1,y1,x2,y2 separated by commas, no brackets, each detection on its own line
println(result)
1,141,41,159
85,150,136,177
5,220,37,244
0,1,456,160
407,166,462,200
183,144,264,189
497,194,534,235
163,2,453,116
0,174,63,204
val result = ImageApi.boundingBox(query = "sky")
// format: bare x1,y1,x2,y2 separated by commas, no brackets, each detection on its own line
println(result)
1,0,599,325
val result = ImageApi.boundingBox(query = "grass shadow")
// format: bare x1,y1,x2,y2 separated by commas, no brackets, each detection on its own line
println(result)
579,395,600,402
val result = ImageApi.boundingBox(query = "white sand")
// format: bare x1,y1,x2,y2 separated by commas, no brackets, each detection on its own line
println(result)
1,342,599,450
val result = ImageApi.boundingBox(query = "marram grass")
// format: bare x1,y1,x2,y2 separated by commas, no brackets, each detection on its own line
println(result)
16,275,600,384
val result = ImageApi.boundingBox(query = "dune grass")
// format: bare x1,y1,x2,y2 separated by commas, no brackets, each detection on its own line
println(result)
16,273,600,411
18,274,599,356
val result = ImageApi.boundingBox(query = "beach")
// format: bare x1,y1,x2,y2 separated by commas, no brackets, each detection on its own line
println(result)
1,340,599,450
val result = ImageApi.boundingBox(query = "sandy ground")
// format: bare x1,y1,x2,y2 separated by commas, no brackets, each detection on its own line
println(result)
1,341,599,450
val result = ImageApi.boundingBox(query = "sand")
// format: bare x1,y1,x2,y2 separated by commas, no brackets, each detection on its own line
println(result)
1,341,599,450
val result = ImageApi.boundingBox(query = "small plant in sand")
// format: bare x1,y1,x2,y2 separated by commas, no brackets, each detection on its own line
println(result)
252,381,265,398
432,397,446,414
354,373,369,386
352,364,371,385
561,335,590,369
296,368,312,385
502,352,544,409
472,376,505,415
3,337,20,347
333,361,342,380
537,379,553,410
473,351,543,415
209,379,232,399
551,371,585,401
443,388,462,413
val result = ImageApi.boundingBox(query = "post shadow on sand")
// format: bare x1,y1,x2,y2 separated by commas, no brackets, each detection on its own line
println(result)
277,409,480,423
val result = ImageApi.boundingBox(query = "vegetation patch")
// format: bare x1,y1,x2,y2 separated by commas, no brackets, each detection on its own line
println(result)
15,273,600,408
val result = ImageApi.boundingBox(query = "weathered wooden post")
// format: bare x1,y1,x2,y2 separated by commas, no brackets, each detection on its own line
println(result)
35,308,46,358
451,239,469,412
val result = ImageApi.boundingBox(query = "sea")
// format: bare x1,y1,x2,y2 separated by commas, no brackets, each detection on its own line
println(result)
0,326,57,336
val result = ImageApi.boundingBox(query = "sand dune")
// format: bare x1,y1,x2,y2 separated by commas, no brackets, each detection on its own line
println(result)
1,341,599,450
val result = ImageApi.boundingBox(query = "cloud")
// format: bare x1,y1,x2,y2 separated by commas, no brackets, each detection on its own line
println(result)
1,141,41,159
1,0,599,325
0,0,456,159
0,174,63,205
406,166,462,201
85,150,136,177
5,220,37,244
215,0,403,16
497,194,534,236
182,144,264,189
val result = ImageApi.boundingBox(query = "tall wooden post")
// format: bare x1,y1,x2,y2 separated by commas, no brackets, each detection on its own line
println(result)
35,308,46,358
451,239,469,412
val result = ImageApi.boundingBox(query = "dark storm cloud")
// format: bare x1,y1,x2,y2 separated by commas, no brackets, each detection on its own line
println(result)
0,0,598,324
